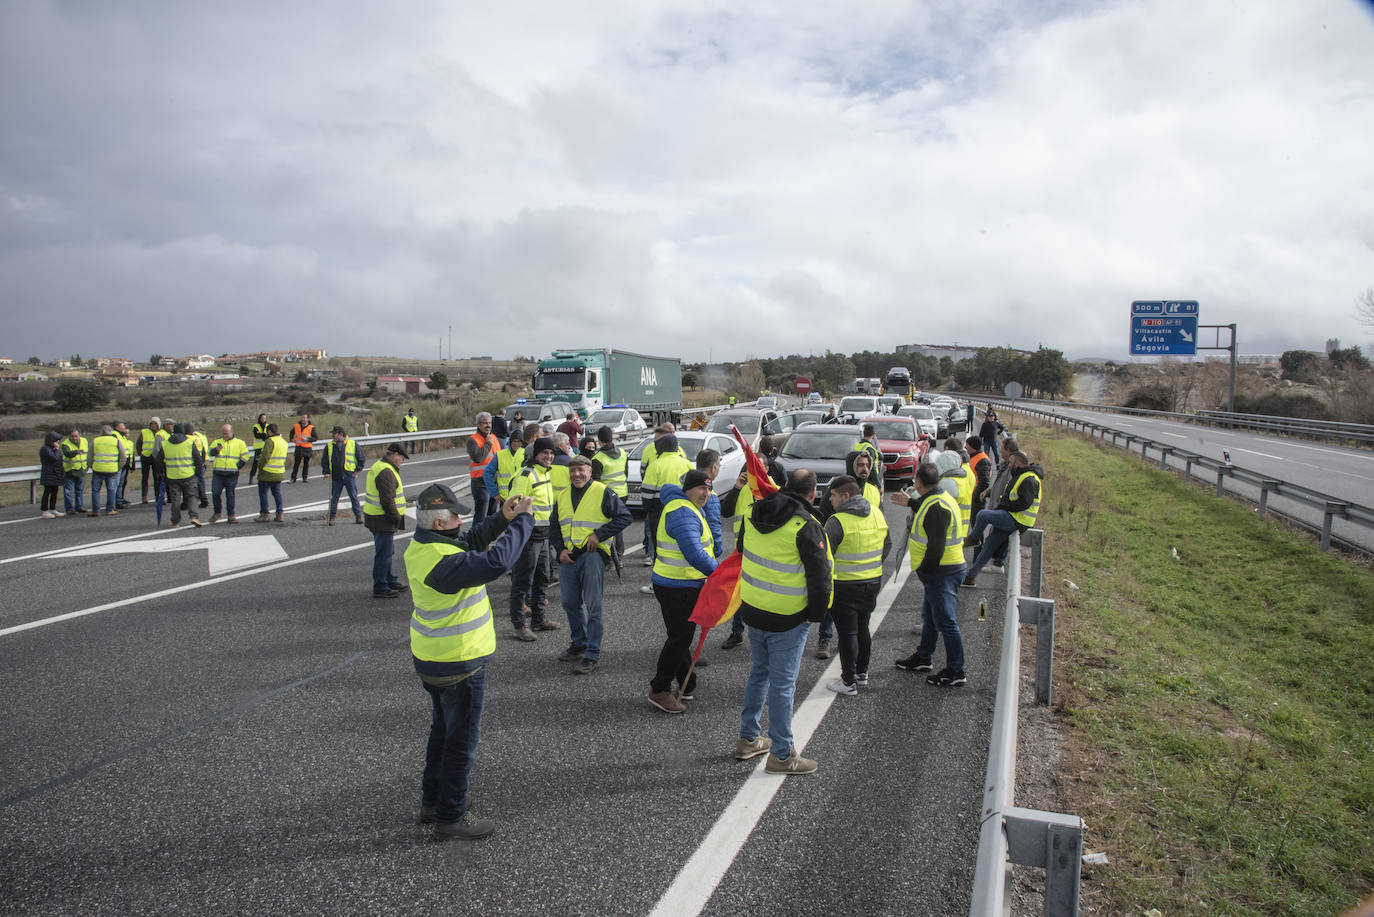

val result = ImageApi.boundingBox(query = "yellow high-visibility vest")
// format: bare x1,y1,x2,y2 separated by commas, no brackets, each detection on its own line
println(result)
653,497,713,581
405,539,495,663
908,490,965,568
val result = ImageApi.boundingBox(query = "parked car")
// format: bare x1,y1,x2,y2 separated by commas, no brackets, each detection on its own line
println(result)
756,395,778,410
806,392,823,405
837,395,881,422
501,400,575,425
766,409,827,436
624,431,746,511
877,394,905,414
897,404,939,440
771,424,863,504
584,406,648,437
859,415,930,486
703,408,780,449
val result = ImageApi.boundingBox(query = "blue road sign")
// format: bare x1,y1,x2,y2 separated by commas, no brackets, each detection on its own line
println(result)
1130,300,1199,355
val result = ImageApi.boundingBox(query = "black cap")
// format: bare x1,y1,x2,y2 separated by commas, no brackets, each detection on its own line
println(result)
386,442,409,458
681,469,712,492
415,483,471,515
331,425,345,434
532,436,557,456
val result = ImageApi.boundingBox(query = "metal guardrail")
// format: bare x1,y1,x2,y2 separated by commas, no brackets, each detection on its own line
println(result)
1012,404,1374,553
970,529,1084,917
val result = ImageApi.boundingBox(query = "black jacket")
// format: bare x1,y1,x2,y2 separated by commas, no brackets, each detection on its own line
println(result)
738,490,833,630
39,433,65,487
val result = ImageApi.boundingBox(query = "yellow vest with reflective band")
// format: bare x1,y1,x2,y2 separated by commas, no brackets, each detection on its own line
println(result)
1009,470,1042,528
861,480,885,518
261,436,289,477
495,448,521,499
90,434,121,474
404,414,419,433
139,428,158,458
364,460,405,517
549,462,571,503
593,448,629,497
162,438,196,481
832,506,887,582
405,539,496,663
115,431,134,468
641,442,685,475
61,437,89,474
210,437,249,473
641,451,692,501
252,422,269,443
324,438,358,474
741,514,814,615
511,465,554,524
908,490,965,569
191,432,209,465
556,480,614,557
654,497,713,581
952,466,974,528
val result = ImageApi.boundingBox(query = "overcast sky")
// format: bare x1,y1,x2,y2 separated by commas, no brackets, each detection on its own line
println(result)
3,0,1372,365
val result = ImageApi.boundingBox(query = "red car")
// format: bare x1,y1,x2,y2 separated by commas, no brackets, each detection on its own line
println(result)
859,415,931,486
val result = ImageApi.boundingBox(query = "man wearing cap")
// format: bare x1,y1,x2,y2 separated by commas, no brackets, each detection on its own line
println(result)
549,454,632,674
403,407,420,455
507,437,558,640
323,425,367,525
364,443,409,598
647,468,719,713
208,423,249,524
406,483,534,840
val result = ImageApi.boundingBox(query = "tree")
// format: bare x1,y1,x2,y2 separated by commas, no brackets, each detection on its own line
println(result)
428,370,449,390
294,369,309,383
1025,347,1072,399
52,379,108,412
1329,345,1371,373
681,370,698,390
26,356,40,365
149,354,163,367
731,360,765,396
1357,287,1374,332
1279,350,1322,383
69,353,82,366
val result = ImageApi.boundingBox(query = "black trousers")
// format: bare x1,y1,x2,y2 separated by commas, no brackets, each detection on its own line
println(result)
291,449,312,481
651,583,701,695
831,579,881,684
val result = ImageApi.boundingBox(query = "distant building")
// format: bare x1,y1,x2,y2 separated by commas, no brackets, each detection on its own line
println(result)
0,358,11,365
184,354,217,369
221,348,327,363
54,359,72,369
99,365,139,386
376,375,431,396
895,344,990,363
18,370,48,381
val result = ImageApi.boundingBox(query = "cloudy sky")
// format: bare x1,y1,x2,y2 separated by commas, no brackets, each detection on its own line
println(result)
3,0,1373,365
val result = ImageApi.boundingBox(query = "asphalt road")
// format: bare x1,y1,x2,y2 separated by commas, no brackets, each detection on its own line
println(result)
0,449,1010,916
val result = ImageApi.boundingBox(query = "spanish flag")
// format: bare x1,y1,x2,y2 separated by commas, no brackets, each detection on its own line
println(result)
687,425,778,660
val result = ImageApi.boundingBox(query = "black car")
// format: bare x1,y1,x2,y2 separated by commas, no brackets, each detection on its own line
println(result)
770,424,863,504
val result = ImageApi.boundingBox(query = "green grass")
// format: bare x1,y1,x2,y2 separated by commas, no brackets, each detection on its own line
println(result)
1029,418,1374,915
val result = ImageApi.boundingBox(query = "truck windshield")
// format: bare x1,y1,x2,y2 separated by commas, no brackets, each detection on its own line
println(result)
534,369,586,391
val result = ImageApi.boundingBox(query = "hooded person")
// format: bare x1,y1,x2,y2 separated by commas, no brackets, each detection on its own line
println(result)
39,431,66,517
507,436,560,639
933,449,973,531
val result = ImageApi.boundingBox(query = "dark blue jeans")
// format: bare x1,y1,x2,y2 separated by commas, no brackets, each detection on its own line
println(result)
373,530,400,593
969,509,1017,573
560,550,606,660
329,475,360,518
211,473,239,515
63,473,85,513
915,568,966,671
421,667,486,824
90,472,118,513
470,476,491,529
257,481,283,514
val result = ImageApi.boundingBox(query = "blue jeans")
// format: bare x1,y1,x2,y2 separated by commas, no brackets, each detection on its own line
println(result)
212,473,239,515
470,477,491,529
257,481,283,514
63,473,85,513
818,611,834,643
739,622,810,759
116,467,129,505
968,509,1017,574
329,475,360,519
90,472,118,513
421,666,486,824
560,550,606,660
373,530,400,593
915,568,966,671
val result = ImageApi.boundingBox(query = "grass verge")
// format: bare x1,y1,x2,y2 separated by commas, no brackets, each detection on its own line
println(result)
1026,418,1374,915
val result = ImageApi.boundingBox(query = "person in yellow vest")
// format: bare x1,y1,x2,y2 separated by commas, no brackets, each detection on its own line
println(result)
136,417,166,503
289,413,317,483
639,431,692,571
507,437,559,639
466,412,499,528
892,463,968,686
964,450,1043,586
549,455,632,675
847,423,885,491
822,475,889,695
813,450,885,659
323,425,367,525
589,425,629,559
364,443,409,598
403,407,420,455
113,421,135,508
248,412,269,484
208,423,250,524
646,469,720,713
154,423,204,527
184,422,211,509
488,426,525,503
60,427,89,515
405,482,534,840
88,424,127,516
254,423,289,522
734,469,832,772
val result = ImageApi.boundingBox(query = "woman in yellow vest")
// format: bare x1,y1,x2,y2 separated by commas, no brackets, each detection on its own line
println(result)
822,474,889,694
892,463,968,686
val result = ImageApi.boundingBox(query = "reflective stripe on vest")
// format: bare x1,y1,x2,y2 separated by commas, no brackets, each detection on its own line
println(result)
862,481,885,520
740,514,809,613
512,466,554,522
404,414,419,433
210,437,248,473
61,437,89,474
832,508,886,581
404,539,496,663
641,452,692,500
907,490,965,569
496,448,520,498
163,438,196,480
292,423,315,448
326,439,357,474
953,466,974,527
262,436,289,476
90,435,121,474
557,480,613,556
468,431,495,479
1009,470,1042,528
364,460,405,515
654,498,713,581
593,449,629,497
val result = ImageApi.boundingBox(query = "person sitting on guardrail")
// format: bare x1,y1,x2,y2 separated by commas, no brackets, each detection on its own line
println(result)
964,451,1042,586
971,436,1018,554
892,463,967,687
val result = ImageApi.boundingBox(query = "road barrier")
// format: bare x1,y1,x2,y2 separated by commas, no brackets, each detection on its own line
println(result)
970,529,1084,917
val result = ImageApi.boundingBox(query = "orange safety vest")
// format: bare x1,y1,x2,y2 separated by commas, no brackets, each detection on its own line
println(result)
291,422,316,449
969,451,990,480
469,431,497,479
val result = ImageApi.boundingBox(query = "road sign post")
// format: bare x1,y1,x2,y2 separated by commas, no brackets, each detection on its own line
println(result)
1130,300,1199,356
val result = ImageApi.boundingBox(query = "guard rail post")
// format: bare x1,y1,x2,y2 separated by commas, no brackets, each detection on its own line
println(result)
1322,502,1349,552
1257,480,1280,518
1158,447,1172,469
1215,464,1231,497
1183,457,1193,481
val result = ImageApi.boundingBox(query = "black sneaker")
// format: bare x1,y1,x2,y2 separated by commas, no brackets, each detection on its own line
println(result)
927,668,967,687
895,654,933,672
557,644,586,661
434,811,495,840
720,632,744,650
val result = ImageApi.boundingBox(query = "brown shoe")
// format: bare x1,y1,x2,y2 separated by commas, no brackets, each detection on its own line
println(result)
227,515,237,524
533,620,560,632
515,627,537,642
88,511,100,517
764,753,818,775
210,514,222,525
327,517,335,526
734,736,772,760
106,510,119,516
274,512,284,523
254,513,270,523
354,515,364,524
648,690,686,714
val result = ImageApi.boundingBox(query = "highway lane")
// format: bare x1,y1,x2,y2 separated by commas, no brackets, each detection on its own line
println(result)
0,447,1011,916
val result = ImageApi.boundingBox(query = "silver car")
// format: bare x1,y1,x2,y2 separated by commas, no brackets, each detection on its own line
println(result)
624,431,747,511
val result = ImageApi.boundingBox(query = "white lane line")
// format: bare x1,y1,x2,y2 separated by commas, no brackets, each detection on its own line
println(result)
1233,447,1282,460
1160,432,1186,439
648,561,914,917
0,515,45,527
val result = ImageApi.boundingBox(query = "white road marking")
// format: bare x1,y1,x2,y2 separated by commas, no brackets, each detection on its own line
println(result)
648,561,914,917
1233,447,1282,460
1160,432,1186,439
45,534,287,577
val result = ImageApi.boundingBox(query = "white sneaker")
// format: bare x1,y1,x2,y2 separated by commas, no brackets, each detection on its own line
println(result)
639,584,654,595
41,510,55,518
826,679,857,696
51,510,65,517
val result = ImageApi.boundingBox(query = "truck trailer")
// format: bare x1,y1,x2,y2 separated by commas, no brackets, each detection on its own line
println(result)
531,348,683,424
